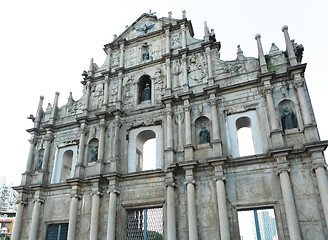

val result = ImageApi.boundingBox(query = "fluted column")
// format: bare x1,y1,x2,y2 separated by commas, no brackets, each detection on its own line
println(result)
184,166,198,240
276,157,301,240
84,81,91,115
11,201,26,240
184,102,191,146
281,25,297,66
90,192,102,240
294,80,312,126
25,136,37,173
106,190,119,240
29,199,43,240
112,115,121,171
208,97,222,156
34,95,44,128
166,108,174,149
166,182,177,240
106,48,112,71
67,195,81,240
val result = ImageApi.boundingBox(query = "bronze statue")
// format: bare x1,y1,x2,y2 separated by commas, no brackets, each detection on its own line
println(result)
90,145,98,162
37,156,43,170
281,108,297,132
199,125,210,144
143,50,149,61
142,83,151,101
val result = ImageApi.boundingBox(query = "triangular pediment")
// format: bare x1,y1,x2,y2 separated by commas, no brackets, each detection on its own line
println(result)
114,13,176,42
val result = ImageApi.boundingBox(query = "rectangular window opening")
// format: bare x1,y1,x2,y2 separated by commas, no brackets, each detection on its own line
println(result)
46,223,68,240
237,208,278,240
126,207,163,240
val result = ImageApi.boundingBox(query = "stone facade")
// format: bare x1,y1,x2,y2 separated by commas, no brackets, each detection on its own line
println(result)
13,12,328,240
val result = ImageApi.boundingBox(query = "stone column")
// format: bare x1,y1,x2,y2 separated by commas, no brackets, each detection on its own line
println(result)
182,54,188,91
67,195,81,240
255,34,268,73
11,201,26,240
34,95,44,128
294,80,312,126
166,107,174,150
167,182,177,240
106,48,112,71
276,156,301,240
106,190,119,240
281,25,297,66
112,115,121,171
84,81,91,115
103,75,110,107
117,72,123,109
29,199,43,240
24,136,37,173
205,48,213,79
184,166,198,240
211,161,231,240
98,120,107,162
263,85,279,131
90,192,102,240
204,21,209,42
208,97,222,156
183,100,193,160
41,131,54,172
311,150,328,228
49,92,59,125
165,29,171,54
75,124,87,177
166,58,171,91
119,43,125,68
181,24,186,49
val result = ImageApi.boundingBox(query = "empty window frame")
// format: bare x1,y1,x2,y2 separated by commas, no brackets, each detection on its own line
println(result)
237,208,278,240
126,207,163,240
46,223,68,240
236,117,255,157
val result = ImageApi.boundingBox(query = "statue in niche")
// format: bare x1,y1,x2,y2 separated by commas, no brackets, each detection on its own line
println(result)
37,156,43,170
199,125,210,144
142,83,151,101
281,108,297,131
90,145,98,162
142,42,150,61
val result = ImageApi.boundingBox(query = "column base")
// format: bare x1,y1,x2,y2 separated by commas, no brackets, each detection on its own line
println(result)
36,170,49,184
21,171,33,186
270,130,284,148
304,124,320,143
165,148,175,168
212,141,222,157
95,161,104,175
74,164,85,178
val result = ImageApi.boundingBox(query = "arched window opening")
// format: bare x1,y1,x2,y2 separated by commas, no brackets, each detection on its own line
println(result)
60,150,73,182
236,117,255,157
195,116,211,146
143,138,156,171
138,75,151,104
136,130,156,171
278,99,298,133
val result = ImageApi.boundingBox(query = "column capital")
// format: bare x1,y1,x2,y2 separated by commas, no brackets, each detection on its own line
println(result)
45,132,54,141
79,124,88,134
28,137,37,145
263,85,273,95
164,108,173,116
166,182,176,188
99,122,107,130
32,198,44,204
294,80,304,89
107,189,120,195
185,180,196,185
276,163,291,175
16,200,28,205
311,163,328,172
182,53,187,62
208,98,217,107
70,194,82,200
214,176,226,182
91,191,104,197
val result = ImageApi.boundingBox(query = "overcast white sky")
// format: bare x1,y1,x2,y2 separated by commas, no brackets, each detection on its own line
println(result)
0,0,327,185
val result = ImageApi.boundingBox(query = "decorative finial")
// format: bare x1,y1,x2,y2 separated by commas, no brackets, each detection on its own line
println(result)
113,34,117,40
281,25,288,32
55,91,60,96
255,33,261,39
168,11,172,19
182,10,186,19
40,95,44,100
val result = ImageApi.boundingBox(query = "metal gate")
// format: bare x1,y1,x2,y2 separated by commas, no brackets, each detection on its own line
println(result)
126,207,163,240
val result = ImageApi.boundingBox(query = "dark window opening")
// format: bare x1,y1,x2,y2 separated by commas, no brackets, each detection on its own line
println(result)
46,223,68,240
138,75,151,104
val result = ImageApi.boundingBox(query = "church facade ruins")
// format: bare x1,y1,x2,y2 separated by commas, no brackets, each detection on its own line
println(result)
13,11,328,239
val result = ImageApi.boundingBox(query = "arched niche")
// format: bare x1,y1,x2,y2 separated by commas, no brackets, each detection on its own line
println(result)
87,138,99,164
51,145,78,184
36,149,44,171
194,116,211,146
128,125,163,173
226,110,263,158
278,99,300,133
138,75,152,104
